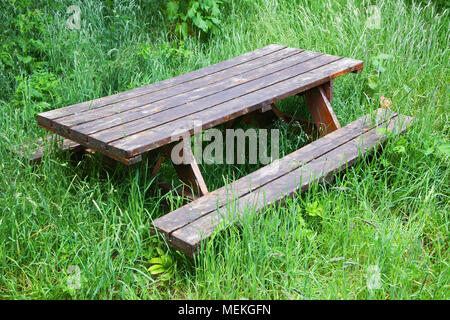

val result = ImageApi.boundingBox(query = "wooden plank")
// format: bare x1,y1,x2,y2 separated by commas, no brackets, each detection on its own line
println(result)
110,57,363,158
55,47,304,128
323,80,334,102
166,113,413,256
152,108,396,236
66,48,310,134
36,45,363,164
40,53,342,161
169,143,209,196
37,44,285,122
37,122,142,165
80,51,325,141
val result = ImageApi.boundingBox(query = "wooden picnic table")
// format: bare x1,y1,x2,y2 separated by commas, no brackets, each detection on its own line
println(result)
34,44,415,256
37,44,363,197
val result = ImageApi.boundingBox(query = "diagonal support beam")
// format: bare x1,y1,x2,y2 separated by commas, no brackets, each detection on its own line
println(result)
148,142,209,199
172,149,209,197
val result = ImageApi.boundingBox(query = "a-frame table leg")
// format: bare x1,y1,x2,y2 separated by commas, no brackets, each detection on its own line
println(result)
147,142,208,199
172,148,209,197
304,81,341,135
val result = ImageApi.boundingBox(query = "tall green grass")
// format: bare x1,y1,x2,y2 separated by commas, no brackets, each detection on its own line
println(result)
0,0,448,299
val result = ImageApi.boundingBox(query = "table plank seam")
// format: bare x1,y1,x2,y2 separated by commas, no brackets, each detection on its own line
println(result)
102,55,341,144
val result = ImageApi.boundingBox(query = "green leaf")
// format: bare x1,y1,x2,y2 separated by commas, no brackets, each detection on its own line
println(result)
166,1,179,21
163,255,173,266
156,247,164,256
160,273,172,281
176,21,189,38
437,143,450,156
187,1,200,19
149,265,165,275
372,59,386,73
376,127,391,136
193,12,209,32
374,53,393,60
211,3,221,16
423,147,434,156
393,145,406,154
306,201,324,217
210,17,221,25
150,257,163,264
367,74,378,90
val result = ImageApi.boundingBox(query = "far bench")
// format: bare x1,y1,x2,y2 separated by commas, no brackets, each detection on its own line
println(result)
15,134,83,164
30,44,414,256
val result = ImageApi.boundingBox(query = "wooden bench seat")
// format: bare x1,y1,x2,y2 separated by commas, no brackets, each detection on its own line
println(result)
152,109,413,256
15,134,83,164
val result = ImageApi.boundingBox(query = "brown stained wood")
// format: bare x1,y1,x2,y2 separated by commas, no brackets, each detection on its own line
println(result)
89,52,329,137
14,134,83,164
241,106,276,127
56,48,304,129
164,113,413,256
323,80,334,102
42,53,343,160
38,121,142,165
149,141,209,197
305,85,341,135
172,148,209,197
150,155,165,177
58,50,322,143
110,57,363,159
38,44,285,122
152,109,396,236
36,45,363,164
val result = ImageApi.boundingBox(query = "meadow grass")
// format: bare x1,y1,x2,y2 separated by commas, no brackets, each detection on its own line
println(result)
0,0,448,299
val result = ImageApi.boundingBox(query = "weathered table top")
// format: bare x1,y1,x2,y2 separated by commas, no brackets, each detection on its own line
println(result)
37,44,363,164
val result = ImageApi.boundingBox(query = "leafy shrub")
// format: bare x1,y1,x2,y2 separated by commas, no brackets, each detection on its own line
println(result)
137,40,193,60
166,0,227,39
149,247,177,283
0,0,51,101
12,70,60,113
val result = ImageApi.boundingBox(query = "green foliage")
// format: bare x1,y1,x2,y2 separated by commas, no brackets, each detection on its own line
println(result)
166,0,226,39
305,201,325,218
0,1,51,101
437,143,450,157
138,41,193,60
2,8,48,71
365,54,393,92
149,247,176,282
12,70,60,113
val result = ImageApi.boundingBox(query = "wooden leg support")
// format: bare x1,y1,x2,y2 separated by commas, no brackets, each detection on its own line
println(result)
305,82,341,136
148,142,208,200
172,150,209,197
